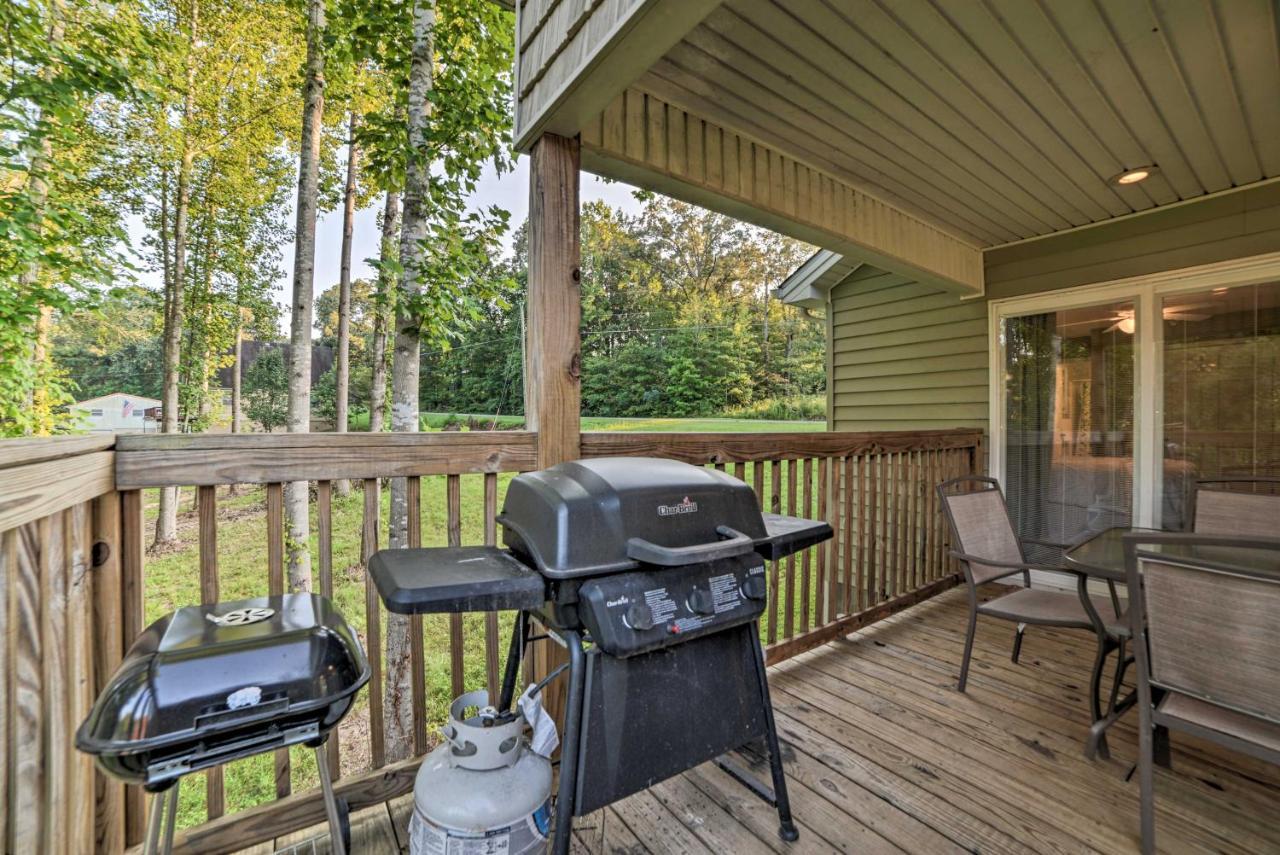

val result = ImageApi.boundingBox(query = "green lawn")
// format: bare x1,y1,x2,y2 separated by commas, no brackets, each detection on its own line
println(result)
348,411,826,433
143,417,824,828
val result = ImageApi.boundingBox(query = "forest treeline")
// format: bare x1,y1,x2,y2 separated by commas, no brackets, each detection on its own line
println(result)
3,0,816,763
53,196,824,424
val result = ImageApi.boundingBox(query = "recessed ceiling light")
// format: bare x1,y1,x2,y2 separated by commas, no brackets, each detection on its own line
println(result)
1111,166,1157,186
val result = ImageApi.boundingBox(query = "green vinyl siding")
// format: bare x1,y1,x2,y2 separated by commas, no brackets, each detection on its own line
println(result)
828,266,987,432
985,183,1280,298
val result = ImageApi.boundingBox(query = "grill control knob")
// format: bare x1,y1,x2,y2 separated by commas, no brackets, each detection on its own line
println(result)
688,588,715,616
623,602,655,631
740,575,767,601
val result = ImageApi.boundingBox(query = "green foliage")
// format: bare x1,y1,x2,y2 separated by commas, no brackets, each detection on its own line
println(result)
243,347,288,431
51,286,164,400
722,395,826,422
351,0,517,374
0,0,159,434
426,197,825,419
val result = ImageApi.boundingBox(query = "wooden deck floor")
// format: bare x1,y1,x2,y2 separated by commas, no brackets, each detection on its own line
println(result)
259,587,1280,854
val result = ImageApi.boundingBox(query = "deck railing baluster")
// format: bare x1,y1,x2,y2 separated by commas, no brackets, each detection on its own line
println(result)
360,478,385,770
317,481,341,779
446,474,464,700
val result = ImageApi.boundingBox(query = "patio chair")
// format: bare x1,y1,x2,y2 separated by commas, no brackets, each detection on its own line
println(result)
1124,534,1280,855
1192,477,1280,535
937,477,1123,695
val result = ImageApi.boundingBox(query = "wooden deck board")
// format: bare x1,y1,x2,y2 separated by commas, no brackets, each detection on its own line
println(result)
231,587,1280,855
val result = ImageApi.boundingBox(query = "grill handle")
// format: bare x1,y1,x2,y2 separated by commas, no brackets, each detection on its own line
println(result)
625,525,756,566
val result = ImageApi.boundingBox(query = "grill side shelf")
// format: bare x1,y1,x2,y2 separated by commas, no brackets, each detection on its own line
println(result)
755,514,834,562
369,546,547,615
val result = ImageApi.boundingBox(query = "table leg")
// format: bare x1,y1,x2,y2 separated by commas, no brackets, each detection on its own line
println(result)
1086,633,1115,761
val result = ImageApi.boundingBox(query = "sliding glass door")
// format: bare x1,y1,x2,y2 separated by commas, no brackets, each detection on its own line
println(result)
1002,302,1136,554
1161,282,1280,527
991,256,1280,541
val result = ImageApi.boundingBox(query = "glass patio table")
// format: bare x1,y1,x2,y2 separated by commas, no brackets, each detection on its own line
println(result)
1064,526,1160,583
1064,527,1280,763
1067,526,1280,580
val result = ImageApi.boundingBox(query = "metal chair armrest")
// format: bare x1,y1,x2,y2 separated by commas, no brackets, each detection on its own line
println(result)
947,550,1073,583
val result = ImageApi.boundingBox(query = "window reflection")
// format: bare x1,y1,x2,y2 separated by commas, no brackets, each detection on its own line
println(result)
1004,303,1135,558
1162,283,1280,528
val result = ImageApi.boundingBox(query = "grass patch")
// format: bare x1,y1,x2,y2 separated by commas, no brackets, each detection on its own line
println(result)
346,411,826,433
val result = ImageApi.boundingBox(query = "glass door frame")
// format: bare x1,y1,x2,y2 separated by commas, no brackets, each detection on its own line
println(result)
987,250,1280,530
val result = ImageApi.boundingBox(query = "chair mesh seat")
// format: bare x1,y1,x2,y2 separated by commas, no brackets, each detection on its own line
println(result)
1159,693,1280,755
978,587,1119,629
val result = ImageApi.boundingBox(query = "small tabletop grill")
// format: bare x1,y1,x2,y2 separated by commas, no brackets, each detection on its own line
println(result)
370,457,832,854
77,594,370,855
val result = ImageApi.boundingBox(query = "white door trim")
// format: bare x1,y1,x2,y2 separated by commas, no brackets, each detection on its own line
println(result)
987,249,1280,528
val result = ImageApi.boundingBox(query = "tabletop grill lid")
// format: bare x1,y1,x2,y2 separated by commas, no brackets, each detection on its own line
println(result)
77,593,369,761
498,457,769,578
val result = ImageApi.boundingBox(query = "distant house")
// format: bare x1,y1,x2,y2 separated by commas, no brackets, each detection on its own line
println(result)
216,340,334,389
72,393,160,433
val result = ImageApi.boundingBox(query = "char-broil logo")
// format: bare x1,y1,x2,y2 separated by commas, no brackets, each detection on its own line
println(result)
658,496,698,517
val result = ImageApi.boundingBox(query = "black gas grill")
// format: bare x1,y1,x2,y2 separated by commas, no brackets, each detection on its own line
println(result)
370,457,832,854
77,594,369,855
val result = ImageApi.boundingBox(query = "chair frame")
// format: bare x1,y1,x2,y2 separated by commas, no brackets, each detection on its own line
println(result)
1123,532,1280,855
936,477,1120,707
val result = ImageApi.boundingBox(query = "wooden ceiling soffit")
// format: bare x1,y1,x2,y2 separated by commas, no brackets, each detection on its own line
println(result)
579,88,984,296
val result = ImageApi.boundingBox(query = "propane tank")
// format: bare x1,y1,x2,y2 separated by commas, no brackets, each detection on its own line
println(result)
410,690,553,855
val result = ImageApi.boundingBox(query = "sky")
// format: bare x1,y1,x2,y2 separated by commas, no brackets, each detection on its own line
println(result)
312,156,644,298
127,155,646,336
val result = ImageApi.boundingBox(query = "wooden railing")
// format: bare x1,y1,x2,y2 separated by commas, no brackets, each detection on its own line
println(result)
0,427,980,854
582,429,981,662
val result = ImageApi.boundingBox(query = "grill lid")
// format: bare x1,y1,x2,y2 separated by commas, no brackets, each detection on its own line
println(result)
77,593,369,759
498,457,769,578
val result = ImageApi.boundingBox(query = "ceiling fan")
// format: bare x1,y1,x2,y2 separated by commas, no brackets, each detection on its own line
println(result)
1057,304,1214,334
1102,304,1214,334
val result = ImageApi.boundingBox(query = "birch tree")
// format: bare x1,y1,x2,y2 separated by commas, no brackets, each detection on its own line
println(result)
153,0,197,546
334,110,359,494
284,0,327,590
369,190,399,432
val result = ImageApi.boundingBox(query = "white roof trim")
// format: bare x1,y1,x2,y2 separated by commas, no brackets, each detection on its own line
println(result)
773,250,851,308
73,393,162,408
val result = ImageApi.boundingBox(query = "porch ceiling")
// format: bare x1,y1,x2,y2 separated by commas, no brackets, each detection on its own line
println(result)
635,0,1280,249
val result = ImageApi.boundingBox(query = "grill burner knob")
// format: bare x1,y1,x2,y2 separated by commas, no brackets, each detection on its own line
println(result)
687,589,715,616
740,575,767,601
623,602,655,631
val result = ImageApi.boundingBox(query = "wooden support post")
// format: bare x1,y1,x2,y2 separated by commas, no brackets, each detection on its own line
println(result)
525,132,581,724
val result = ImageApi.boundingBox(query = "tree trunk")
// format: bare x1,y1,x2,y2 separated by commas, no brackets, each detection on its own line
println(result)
284,0,326,591
335,112,358,495
229,309,243,495
155,0,199,551
18,5,63,426
386,0,435,763
231,309,243,434
369,190,399,433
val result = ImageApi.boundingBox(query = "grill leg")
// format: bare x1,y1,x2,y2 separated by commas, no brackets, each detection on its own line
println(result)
749,621,799,843
143,789,166,855
316,742,348,855
551,629,586,855
162,781,180,854
144,779,181,855
498,611,527,712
